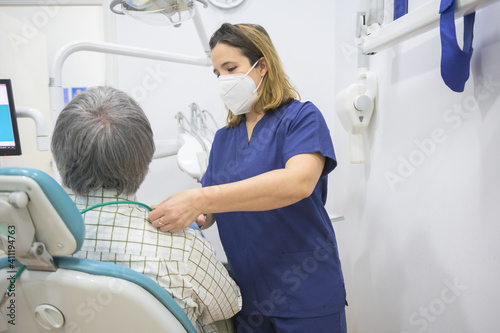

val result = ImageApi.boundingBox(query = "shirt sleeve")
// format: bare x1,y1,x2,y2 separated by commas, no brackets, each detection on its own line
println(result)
282,102,337,176
186,231,242,325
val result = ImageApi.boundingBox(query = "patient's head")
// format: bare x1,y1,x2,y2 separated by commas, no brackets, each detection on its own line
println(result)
51,86,154,196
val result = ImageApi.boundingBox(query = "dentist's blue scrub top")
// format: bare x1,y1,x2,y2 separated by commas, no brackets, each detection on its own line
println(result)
201,100,346,318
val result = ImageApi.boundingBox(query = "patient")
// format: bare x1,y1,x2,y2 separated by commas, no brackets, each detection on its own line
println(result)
51,86,241,333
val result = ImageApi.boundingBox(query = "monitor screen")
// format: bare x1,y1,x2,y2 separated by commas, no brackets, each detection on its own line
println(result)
0,79,22,156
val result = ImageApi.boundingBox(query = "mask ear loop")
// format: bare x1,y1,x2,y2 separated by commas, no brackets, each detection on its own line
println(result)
249,58,266,93
244,59,261,78
254,76,264,93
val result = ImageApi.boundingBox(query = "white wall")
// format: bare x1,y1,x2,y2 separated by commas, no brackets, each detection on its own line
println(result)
335,1,500,332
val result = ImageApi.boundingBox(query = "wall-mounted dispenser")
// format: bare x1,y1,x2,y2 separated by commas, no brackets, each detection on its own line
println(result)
335,68,377,163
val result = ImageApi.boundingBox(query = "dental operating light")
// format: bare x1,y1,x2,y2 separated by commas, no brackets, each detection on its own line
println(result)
208,0,245,9
110,0,208,27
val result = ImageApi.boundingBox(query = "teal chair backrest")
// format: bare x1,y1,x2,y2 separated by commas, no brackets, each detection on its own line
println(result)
0,167,197,333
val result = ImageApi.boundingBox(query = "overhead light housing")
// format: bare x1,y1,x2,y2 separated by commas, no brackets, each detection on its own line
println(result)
110,0,207,27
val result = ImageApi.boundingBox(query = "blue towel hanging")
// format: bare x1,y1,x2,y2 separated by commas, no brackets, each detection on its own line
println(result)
439,0,476,92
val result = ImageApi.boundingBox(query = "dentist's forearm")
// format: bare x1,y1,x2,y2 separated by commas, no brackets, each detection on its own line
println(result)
198,153,325,214
148,153,325,233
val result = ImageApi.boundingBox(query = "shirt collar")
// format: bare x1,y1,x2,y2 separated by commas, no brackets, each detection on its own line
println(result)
65,188,138,206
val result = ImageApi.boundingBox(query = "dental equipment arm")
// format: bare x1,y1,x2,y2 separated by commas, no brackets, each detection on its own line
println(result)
16,107,50,151
174,104,219,181
49,41,212,129
154,139,181,159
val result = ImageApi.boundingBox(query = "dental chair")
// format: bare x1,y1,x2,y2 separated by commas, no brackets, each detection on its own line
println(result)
0,167,197,333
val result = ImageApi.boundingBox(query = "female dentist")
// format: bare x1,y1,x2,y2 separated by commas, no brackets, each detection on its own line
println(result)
150,23,347,332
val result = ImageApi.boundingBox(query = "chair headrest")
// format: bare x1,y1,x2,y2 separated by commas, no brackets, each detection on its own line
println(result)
0,167,85,257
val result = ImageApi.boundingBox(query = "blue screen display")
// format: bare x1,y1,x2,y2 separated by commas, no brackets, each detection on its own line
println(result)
0,104,15,142
0,80,21,156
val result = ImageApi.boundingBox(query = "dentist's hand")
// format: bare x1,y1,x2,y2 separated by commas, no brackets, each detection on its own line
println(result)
149,189,202,233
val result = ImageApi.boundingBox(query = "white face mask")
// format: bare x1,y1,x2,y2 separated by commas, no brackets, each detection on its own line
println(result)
218,60,263,116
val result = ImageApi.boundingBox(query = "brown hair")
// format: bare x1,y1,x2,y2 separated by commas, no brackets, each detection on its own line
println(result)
209,23,300,127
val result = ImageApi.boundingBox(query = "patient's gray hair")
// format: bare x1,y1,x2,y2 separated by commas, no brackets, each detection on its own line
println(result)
51,86,155,195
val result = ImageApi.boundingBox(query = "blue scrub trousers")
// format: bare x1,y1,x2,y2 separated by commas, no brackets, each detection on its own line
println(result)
234,309,347,333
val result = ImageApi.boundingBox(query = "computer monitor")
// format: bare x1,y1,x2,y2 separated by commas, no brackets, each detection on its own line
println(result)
0,79,22,156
